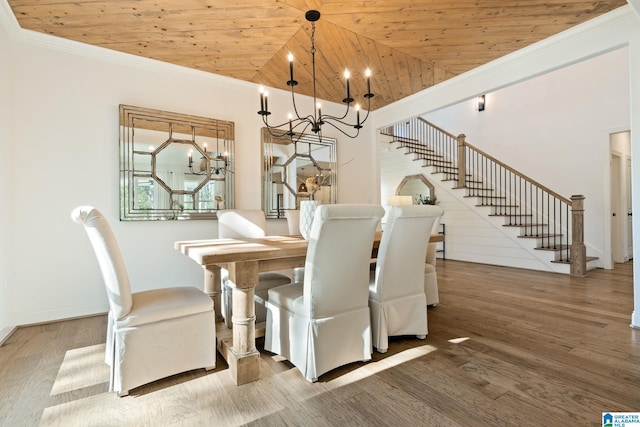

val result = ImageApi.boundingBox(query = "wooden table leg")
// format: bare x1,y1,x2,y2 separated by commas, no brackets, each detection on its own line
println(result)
203,265,223,322
225,260,260,385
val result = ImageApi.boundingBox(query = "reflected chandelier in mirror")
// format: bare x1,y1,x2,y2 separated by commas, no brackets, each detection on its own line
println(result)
262,128,337,219
120,105,234,220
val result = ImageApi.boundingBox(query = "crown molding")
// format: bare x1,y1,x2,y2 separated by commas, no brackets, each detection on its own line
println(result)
628,0,640,17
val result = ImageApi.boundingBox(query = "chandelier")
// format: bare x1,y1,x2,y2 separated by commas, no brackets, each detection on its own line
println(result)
187,131,230,178
258,10,374,142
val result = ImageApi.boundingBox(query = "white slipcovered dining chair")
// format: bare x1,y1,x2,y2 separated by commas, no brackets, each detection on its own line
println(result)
369,205,443,353
71,206,216,397
424,214,443,307
217,209,291,324
265,204,384,382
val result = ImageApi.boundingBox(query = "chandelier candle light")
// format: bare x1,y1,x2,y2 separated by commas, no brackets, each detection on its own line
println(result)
187,131,229,177
258,10,374,142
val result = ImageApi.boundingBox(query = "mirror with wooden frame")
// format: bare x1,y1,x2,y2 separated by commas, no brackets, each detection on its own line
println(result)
120,105,234,220
262,128,337,219
396,174,436,204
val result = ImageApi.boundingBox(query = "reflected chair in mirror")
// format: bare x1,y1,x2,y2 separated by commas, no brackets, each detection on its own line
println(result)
369,205,443,353
217,209,291,325
284,209,305,283
265,204,384,382
424,215,443,307
284,210,300,235
71,206,216,397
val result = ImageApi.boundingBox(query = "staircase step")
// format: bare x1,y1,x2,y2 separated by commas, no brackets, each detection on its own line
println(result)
518,234,564,239
432,171,473,178
415,153,448,160
481,204,519,208
415,155,450,163
432,167,461,174
403,145,435,152
466,187,494,191
465,191,501,195
534,244,570,251
551,256,599,265
398,140,429,147
465,195,506,200
422,161,453,168
387,136,420,144
503,223,548,227
488,213,532,217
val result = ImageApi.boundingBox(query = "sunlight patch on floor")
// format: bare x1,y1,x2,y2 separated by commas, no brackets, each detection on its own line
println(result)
331,344,439,386
50,344,109,396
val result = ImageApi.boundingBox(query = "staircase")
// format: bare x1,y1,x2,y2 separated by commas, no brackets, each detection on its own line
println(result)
381,117,596,275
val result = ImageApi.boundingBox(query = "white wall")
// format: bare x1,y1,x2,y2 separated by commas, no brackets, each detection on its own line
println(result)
0,10,15,341
421,47,629,267
0,4,376,334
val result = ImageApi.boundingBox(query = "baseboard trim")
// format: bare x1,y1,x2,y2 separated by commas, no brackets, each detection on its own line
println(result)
14,303,108,329
1,311,108,346
0,323,17,346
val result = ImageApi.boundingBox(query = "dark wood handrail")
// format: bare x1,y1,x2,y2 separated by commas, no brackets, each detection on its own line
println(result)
417,117,570,205
462,141,571,205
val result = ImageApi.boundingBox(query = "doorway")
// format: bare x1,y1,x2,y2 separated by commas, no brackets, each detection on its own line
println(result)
610,131,632,264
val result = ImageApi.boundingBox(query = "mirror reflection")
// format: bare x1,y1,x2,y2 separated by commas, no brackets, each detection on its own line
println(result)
262,128,337,218
396,174,436,204
120,105,234,220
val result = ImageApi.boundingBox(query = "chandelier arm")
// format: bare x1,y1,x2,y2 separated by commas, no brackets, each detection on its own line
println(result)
322,120,361,139
357,108,372,126
321,91,373,123
262,125,294,139
290,121,315,145
320,106,350,122
289,83,306,121
262,115,299,133
296,121,313,135
291,118,314,132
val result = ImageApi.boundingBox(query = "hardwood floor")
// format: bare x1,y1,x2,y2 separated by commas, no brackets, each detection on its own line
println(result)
1,260,638,426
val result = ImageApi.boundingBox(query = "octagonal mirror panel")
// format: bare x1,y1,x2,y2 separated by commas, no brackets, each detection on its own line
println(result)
262,128,337,219
120,105,234,220
396,174,436,205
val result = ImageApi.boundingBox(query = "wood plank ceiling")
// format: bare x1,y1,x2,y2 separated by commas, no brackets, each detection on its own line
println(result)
7,0,627,111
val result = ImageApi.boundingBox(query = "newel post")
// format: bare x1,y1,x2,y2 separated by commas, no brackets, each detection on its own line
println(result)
457,134,466,189
570,195,587,276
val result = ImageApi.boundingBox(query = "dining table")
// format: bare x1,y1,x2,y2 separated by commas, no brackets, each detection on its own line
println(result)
175,232,444,385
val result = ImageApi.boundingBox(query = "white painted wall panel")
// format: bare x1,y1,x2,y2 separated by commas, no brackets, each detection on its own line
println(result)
0,11,15,341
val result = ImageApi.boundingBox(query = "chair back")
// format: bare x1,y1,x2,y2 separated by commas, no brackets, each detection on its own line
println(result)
284,210,300,235
217,209,267,238
71,206,132,320
303,204,384,318
373,205,443,299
